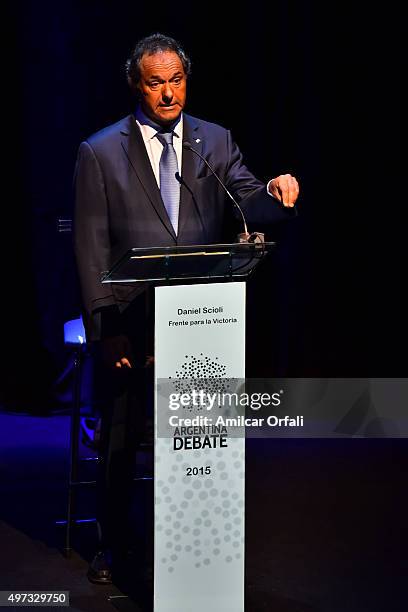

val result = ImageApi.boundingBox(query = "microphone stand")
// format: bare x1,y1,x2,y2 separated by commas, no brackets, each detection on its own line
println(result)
182,141,264,244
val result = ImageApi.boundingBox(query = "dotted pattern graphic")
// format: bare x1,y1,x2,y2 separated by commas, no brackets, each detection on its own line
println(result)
155,440,244,573
170,354,232,410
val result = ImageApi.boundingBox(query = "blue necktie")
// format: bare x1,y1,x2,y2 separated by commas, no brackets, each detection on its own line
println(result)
156,131,180,234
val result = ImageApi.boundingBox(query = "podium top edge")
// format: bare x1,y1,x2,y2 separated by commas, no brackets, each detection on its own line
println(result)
129,242,276,254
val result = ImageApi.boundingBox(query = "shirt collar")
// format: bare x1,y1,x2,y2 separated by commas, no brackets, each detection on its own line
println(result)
135,106,183,139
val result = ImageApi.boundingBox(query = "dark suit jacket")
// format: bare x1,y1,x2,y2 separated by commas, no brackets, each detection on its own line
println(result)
74,112,294,340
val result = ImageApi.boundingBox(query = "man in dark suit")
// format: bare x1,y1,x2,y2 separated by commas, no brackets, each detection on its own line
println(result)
74,33,299,584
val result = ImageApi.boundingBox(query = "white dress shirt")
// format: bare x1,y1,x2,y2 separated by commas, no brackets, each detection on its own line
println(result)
134,107,183,188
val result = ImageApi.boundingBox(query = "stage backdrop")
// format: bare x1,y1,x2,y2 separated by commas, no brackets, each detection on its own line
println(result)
3,0,405,411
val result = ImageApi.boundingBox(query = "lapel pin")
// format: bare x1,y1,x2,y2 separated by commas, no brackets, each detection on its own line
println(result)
195,138,201,143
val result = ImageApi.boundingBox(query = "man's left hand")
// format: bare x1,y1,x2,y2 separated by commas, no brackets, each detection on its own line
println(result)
268,174,299,207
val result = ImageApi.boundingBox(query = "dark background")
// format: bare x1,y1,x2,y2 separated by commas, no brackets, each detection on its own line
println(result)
2,0,405,410
1,4,407,610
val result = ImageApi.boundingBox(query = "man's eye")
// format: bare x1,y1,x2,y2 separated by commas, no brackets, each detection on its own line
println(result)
149,82,160,89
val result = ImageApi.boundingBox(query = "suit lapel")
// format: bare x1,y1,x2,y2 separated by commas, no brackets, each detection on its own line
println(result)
120,115,176,240
178,114,203,237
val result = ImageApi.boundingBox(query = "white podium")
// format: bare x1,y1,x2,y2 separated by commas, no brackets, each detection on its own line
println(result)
102,242,275,611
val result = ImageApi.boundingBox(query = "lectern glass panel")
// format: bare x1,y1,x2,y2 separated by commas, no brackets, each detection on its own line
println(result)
101,242,276,283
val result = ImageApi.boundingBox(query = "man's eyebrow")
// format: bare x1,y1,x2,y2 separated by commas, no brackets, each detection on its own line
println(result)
147,71,184,81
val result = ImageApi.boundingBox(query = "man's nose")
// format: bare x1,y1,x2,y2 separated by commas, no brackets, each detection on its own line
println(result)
161,83,174,103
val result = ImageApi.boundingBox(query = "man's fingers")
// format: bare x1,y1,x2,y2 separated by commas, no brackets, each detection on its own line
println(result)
280,179,290,207
287,175,299,207
280,174,297,207
115,357,132,368
271,174,299,207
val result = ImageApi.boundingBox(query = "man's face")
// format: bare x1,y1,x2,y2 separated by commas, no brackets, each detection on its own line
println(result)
137,50,187,126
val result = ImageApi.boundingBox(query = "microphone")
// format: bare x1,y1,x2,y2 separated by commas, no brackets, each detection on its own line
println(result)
175,171,208,241
182,140,258,243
